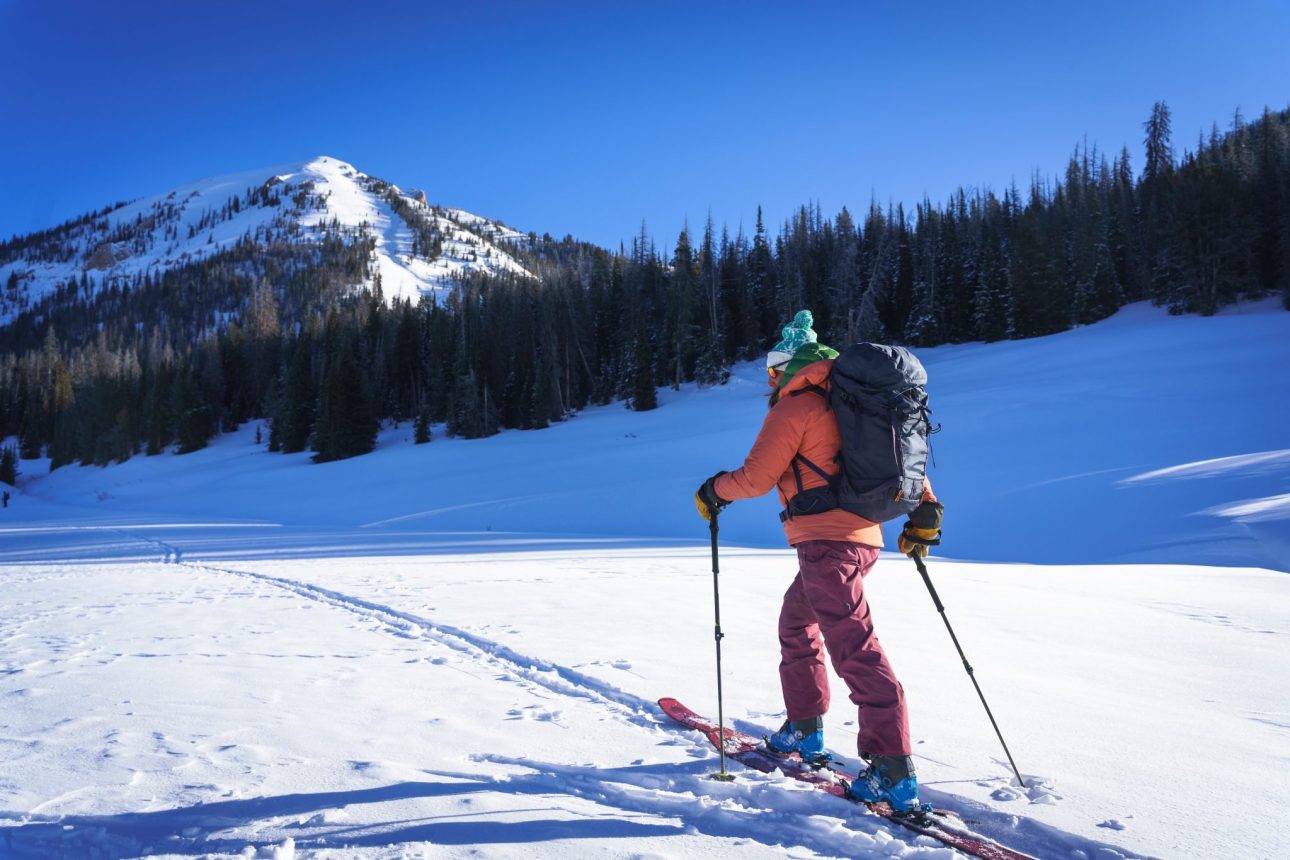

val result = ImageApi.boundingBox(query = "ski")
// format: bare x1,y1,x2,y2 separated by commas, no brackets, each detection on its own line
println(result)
659,697,1037,860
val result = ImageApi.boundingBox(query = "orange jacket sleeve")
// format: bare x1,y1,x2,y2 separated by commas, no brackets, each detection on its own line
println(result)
713,397,809,503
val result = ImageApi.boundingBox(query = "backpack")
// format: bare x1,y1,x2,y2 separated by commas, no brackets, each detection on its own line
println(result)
784,343,935,524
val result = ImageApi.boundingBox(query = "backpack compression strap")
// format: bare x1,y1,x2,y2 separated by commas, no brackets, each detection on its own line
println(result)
781,453,839,522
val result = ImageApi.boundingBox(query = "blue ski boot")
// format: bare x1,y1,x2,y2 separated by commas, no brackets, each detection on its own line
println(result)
843,755,927,815
765,716,829,764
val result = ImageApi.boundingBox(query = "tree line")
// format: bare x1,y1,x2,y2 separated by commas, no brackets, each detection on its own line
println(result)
1,101,1287,476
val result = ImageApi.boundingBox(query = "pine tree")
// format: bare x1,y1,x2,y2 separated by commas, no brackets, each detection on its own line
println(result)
0,444,18,486
16,373,41,459
414,406,432,444
668,225,699,389
311,317,378,462
1142,101,1177,304
143,359,172,456
172,367,213,455
47,356,77,469
826,206,861,342
277,337,315,453
745,207,776,351
1143,101,1175,187
628,315,657,412
906,201,942,345
856,206,894,343
973,220,1010,342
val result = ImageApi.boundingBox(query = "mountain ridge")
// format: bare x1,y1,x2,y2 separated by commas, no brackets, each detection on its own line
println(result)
0,155,533,323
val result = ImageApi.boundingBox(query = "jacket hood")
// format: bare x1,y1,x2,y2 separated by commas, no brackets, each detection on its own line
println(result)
779,357,834,394
771,351,836,405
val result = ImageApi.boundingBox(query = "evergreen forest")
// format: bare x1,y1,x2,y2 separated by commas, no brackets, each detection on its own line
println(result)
2,102,1288,472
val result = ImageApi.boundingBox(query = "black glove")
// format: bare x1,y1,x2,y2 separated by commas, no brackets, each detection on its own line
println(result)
694,472,730,522
899,500,943,557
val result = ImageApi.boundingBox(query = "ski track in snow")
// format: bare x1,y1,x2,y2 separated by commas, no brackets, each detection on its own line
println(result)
185,559,659,723
21,527,1137,860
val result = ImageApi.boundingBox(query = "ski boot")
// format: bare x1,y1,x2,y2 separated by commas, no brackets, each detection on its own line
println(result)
842,754,930,816
764,716,830,766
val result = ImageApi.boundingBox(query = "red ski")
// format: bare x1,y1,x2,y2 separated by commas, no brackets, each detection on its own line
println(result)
659,697,1037,860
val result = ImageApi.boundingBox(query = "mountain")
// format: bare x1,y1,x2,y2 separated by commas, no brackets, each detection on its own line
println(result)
0,156,533,323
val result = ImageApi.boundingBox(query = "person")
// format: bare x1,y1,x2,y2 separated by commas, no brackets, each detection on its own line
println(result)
693,309,942,814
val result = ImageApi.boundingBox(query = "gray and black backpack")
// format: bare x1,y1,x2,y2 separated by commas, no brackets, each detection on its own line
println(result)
784,343,936,524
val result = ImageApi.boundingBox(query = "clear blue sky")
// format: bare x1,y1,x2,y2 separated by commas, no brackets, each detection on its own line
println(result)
2,0,1288,249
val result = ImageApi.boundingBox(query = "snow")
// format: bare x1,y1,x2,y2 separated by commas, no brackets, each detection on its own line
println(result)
0,156,533,321
2,300,1289,858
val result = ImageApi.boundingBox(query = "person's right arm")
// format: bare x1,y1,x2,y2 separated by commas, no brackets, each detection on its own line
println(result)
712,399,808,502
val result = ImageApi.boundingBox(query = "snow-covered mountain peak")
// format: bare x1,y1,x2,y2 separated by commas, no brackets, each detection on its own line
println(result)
0,157,534,322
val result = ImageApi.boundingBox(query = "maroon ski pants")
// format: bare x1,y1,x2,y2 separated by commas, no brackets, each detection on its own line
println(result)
779,540,912,757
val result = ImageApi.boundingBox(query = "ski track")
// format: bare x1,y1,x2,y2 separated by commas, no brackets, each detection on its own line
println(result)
32,528,1144,860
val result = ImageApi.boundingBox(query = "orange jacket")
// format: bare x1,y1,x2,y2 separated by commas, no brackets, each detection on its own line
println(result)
713,359,934,548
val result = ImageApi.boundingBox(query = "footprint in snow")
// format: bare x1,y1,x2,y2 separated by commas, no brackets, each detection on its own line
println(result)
505,705,564,724
1022,775,1061,804
298,809,349,826
984,772,1061,804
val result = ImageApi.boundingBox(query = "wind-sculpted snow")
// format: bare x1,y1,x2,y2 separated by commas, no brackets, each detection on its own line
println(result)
1123,449,1290,484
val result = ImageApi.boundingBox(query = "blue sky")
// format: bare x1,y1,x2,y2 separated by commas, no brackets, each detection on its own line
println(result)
2,0,1288,249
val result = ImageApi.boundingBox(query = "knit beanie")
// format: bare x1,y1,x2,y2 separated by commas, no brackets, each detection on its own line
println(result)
766,309,818,369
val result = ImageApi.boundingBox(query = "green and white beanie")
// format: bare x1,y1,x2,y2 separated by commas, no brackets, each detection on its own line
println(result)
767,309,818,369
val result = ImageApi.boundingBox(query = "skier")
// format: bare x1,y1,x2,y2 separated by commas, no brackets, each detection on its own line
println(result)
694,309,942,813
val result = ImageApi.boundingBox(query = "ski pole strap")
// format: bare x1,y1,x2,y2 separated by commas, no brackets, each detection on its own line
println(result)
902,533,941,546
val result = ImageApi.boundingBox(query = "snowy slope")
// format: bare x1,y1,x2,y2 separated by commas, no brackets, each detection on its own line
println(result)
2,301,1289,859
6,298,1288,572
0,156,532,319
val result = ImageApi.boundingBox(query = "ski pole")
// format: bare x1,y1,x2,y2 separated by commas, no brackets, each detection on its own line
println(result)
910,552,1026,788
709,512,735,782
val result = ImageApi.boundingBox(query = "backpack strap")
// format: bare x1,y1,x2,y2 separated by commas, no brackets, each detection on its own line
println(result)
790,384,828,400
780,386,839,523
794,453,834,484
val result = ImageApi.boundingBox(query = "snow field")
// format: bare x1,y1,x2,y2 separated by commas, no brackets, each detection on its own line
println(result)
5,538,1285,857
2,298,1289,857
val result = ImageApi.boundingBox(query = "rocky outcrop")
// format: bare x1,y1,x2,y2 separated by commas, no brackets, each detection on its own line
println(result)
85,243,128,271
